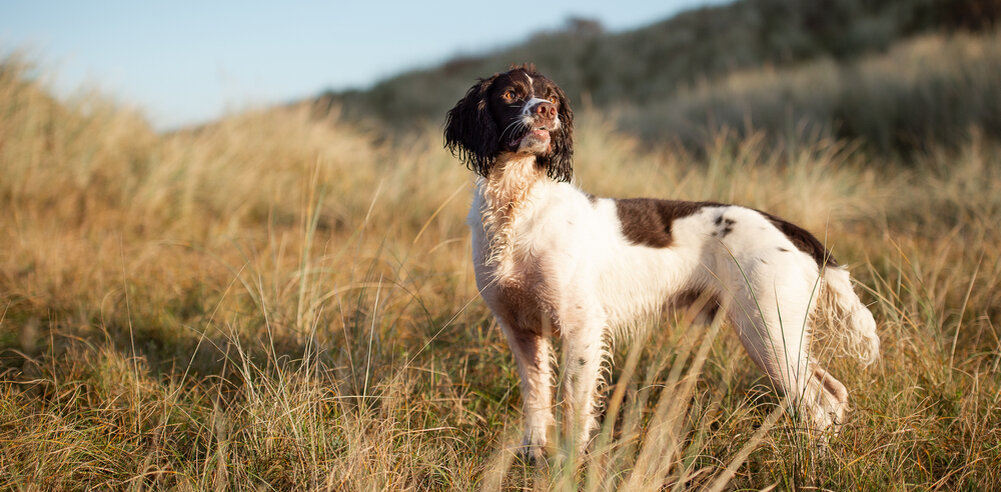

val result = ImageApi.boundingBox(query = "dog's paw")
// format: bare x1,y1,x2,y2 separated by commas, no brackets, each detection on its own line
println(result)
516,438,547,466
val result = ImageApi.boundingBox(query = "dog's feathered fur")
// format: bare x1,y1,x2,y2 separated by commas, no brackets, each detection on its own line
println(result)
445,65,879,459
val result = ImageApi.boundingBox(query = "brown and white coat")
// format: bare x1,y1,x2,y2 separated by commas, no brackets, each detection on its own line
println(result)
445,66,879,460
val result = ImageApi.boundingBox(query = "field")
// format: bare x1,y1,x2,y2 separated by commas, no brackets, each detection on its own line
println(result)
2,33,1001,490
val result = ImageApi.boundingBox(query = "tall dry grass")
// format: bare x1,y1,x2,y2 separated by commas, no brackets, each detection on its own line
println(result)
1,48,999,489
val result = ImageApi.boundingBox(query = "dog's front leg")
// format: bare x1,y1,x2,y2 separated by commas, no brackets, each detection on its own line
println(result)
500,324,554,463
561,321,606,454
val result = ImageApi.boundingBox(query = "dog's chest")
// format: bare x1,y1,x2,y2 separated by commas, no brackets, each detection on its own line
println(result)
483,240,556,328
469,173,585,333
472,216,564,334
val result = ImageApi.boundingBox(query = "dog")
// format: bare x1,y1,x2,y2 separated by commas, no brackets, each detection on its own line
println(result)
444,65,879,460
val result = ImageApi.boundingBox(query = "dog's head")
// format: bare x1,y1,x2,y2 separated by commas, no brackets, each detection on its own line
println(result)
444,64,573,182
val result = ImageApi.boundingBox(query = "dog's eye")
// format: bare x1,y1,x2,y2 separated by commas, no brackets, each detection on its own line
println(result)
549,96,559,104
503,90,517,102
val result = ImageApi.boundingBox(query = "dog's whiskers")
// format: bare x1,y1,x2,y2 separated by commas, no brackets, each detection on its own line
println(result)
500,119,528,140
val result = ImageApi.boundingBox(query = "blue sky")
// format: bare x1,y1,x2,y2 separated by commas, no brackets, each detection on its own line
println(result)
1,1,725,130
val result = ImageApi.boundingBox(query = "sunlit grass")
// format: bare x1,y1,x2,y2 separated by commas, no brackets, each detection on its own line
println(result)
1,47,1000,489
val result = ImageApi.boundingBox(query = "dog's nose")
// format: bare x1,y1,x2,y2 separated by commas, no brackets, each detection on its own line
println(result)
535,101,557,119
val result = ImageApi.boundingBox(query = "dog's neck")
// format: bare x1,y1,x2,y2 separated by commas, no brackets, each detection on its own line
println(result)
481,153,547,208
477,153,548,261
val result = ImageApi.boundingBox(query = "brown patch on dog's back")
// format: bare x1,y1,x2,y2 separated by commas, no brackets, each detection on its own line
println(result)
759,211,838,268
615,197,838,268
615,199,723,248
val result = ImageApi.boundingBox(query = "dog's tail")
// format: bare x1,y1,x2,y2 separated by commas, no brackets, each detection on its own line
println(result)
817,266,880,366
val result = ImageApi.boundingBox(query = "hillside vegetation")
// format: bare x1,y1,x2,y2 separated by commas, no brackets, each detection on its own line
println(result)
620,30,1001,153
2,27,1001,488
315,0,1001,155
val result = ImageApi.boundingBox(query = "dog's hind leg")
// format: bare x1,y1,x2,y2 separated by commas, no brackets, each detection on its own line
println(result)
726,261,847,431
500,322,555,462
808,364,850,428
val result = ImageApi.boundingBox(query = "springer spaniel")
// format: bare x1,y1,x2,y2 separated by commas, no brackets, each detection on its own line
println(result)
445,65,879,460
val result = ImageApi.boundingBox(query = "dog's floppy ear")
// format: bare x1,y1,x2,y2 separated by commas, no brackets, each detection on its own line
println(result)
444,75,499,177
539,84,573,182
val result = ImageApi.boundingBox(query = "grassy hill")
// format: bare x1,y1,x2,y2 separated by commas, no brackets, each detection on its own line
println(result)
2,44,1001,488
314,0,1001,154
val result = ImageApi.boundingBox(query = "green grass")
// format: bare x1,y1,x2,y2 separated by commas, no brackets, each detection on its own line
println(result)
1,52,1000,490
